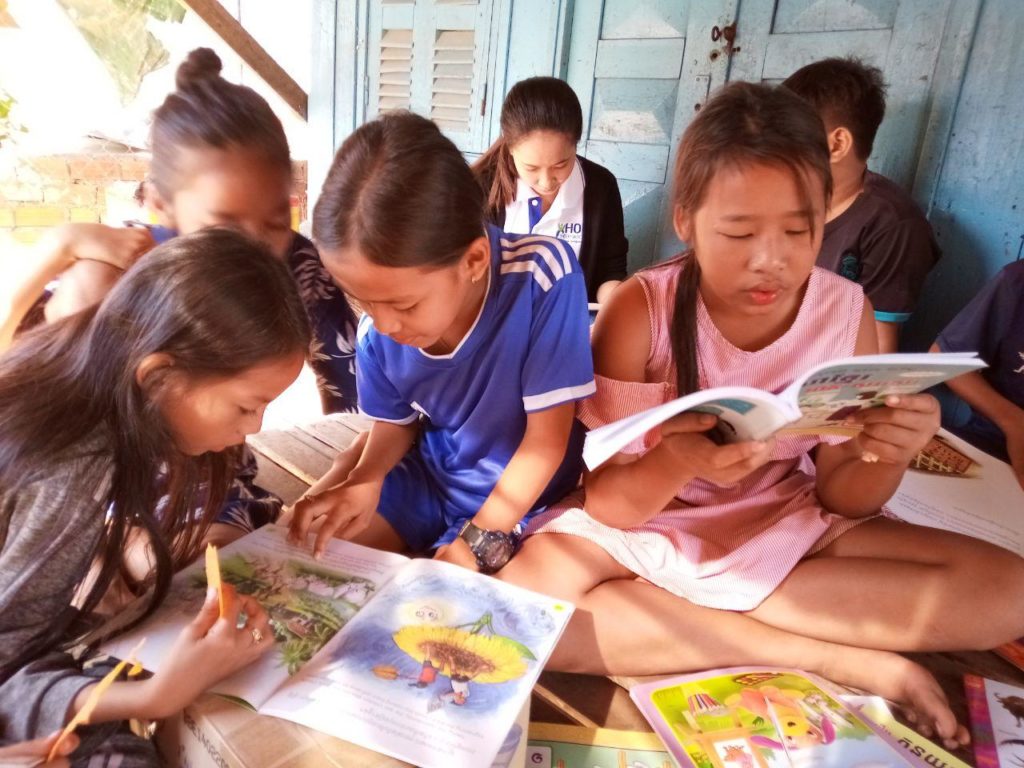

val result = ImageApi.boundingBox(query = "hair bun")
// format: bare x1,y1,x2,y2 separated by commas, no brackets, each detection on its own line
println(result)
175,48,222,91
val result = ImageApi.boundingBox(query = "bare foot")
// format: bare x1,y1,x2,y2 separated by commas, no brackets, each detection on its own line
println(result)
819,645,970,749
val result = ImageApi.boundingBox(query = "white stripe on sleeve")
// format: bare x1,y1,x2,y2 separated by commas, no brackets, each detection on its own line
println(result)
522,381,597,412
500,260,553,291
357,408,419,425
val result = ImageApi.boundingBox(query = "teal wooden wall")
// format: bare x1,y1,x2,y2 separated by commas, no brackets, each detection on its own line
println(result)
312,0,1024,349
903,0,1024,349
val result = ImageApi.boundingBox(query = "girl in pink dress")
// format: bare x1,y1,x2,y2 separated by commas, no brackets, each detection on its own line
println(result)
498,82,1024,748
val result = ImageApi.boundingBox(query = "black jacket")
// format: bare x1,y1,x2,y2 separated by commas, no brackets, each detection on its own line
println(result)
482,155,629,303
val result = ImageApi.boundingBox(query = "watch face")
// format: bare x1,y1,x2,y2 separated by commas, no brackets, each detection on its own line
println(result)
479,531,515,570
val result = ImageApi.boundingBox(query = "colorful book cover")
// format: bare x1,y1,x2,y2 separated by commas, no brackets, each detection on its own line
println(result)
965,674,1024,767
630,667,914,767
527,723,673,768
842,695,971,768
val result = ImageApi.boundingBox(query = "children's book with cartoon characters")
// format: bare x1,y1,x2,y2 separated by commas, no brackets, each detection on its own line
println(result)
629,667,916,768
840,695,971,768
583,353,985,469
965,674,1024,767
526,723,673,768
103,524,571,768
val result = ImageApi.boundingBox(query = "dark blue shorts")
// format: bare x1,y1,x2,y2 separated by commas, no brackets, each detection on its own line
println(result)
377,450,532,552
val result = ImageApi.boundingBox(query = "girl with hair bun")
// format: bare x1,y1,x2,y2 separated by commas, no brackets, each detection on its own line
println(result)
10,48,361,547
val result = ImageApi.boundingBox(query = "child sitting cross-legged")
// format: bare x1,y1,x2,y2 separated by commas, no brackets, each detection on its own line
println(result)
498,81,1024,750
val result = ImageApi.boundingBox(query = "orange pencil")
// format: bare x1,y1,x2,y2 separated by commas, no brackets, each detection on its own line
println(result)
205,542,226,618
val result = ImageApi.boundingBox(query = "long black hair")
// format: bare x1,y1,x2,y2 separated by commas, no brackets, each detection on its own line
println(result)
472,77,583,220
0,228,310,668
668,82,831,396
313,111,484,268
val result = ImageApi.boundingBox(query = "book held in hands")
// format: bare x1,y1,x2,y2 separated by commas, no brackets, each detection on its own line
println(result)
583,352,985,469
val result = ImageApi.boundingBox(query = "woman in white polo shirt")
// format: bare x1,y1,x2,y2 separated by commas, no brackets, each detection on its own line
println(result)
473,77,628,304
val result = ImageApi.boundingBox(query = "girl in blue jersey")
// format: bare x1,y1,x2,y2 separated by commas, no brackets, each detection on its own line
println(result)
289,112,595,572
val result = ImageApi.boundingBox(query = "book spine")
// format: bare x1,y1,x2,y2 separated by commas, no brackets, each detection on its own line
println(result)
965,674,1001,768
994,639,1024,673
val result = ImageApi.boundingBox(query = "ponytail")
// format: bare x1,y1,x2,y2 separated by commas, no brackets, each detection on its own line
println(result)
472,137,519,220
668,256,702,396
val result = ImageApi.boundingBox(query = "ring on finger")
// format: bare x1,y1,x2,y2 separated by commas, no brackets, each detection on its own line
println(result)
250,627,264,645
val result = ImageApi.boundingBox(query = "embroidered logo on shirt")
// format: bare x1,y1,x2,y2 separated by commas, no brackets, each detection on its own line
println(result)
839,251,862,282
1014,352,1024,374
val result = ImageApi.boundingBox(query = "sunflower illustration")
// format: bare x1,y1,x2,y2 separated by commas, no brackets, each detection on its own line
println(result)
392,624,530,684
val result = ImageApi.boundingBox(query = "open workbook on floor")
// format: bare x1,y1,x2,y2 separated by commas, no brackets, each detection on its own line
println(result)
104,525,571,768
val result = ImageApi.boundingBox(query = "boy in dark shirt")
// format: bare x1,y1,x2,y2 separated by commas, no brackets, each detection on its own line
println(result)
932,261,1024,488
784,57,940,353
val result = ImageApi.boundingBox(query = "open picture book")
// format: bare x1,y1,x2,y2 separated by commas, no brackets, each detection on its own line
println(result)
630,667,931,767
583,352,985,469
103,524,572,768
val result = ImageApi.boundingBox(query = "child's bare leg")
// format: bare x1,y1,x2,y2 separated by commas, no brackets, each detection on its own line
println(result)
202,522,248,549
497,531,635,599
573,576,966,746
748,518,1024,651
501,532,967,746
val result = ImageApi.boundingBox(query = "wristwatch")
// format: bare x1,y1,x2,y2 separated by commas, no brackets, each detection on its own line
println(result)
457,520,515,574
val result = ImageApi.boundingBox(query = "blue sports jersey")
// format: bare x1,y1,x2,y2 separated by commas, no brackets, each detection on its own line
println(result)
357,225,595,548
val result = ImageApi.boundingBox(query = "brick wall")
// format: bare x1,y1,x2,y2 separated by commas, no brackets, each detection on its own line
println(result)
0,152,309,248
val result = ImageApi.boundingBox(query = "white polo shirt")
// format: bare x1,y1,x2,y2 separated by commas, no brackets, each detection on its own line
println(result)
503,157,585,251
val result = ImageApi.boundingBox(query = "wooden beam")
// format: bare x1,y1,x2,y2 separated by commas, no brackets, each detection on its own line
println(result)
176,0,308,120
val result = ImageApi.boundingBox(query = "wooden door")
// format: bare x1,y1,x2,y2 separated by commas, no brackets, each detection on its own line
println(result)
728,0,955,189
566,0,736,271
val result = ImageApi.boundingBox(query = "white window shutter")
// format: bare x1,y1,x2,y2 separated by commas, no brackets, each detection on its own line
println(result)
430,29,475,133
365,0,495,153
378,29,414,113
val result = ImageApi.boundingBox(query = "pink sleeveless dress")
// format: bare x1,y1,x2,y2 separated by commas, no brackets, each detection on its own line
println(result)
527,256,868,610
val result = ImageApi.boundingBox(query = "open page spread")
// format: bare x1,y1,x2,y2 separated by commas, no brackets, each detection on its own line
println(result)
104,525,571,767
104,524,407,707
630,667,914,767
582,353,984,470
886,430,1024,558
259,557,572,768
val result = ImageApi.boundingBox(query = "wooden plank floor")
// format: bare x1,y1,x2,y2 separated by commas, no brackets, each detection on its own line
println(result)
249,414,1024,766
